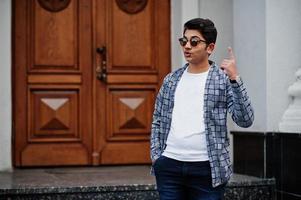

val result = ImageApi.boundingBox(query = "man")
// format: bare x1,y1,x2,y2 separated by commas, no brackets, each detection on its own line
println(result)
150,18,254,200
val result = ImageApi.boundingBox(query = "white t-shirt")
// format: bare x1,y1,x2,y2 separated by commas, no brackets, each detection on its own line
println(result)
162,67,209,161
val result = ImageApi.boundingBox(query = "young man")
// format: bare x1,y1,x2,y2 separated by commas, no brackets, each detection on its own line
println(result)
150,18,254,200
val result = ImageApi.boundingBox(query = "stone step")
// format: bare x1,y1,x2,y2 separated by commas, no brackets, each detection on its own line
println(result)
0,166,275,200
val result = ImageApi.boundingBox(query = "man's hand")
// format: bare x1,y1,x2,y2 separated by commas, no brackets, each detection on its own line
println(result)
220,47,238,80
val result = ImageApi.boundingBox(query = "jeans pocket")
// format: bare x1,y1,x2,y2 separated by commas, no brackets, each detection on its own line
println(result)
153,155,165,168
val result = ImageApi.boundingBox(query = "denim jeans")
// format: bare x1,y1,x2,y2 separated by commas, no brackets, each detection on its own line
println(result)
154,156,225,200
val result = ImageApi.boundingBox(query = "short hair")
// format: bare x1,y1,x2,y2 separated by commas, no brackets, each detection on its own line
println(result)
183,18,217,44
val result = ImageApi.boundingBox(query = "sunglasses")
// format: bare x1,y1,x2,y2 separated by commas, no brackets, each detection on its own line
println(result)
178,36,207,47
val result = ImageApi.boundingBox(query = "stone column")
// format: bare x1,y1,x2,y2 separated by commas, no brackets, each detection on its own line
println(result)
279,68,301,133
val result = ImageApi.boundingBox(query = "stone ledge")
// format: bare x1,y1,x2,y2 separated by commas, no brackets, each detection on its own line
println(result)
0,166,275,200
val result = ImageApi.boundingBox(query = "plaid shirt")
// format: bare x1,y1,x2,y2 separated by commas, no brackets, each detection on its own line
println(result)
150,62,254,187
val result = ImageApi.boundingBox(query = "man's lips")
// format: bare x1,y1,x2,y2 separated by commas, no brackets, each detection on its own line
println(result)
184,51,191,57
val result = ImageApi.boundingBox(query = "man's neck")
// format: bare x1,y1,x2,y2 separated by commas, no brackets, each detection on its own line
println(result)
187,61,210,73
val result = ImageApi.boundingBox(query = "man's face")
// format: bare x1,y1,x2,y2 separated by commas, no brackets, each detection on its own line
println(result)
180,29,215,65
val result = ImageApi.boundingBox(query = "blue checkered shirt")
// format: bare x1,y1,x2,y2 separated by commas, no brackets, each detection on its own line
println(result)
150,62,254,187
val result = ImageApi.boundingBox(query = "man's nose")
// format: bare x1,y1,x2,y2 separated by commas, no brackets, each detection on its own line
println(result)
184,41,192,49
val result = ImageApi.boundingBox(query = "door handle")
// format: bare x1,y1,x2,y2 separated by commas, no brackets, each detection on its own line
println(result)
96,46,107,82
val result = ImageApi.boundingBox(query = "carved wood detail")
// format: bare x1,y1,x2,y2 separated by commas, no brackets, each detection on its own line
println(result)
107,85,156,141
119,97,146,129
115,0,148,14
38,0,71,12
29,88,79,142
40,98,69,130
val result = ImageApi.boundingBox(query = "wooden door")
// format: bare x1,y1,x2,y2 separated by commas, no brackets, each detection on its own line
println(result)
92,0,170,164
13,0,170,166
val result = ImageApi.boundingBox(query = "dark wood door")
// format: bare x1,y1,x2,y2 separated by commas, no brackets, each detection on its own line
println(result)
13,0,170,166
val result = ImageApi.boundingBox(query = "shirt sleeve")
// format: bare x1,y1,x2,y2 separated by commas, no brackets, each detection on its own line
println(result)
150,74,171,162
226,76,254,128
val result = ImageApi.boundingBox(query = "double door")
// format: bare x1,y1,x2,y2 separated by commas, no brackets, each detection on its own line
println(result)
13,0,170,166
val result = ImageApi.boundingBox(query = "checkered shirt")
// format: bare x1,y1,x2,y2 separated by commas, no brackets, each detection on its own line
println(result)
150,62,254,187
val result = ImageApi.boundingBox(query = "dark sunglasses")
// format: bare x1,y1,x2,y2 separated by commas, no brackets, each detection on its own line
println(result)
178,36,207,47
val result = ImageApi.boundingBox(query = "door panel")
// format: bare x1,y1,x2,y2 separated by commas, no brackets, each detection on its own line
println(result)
110,0,153,69
14,0,93,166
107,85,156,140
33,0,78,68
29,88,80,141
13,0,170,166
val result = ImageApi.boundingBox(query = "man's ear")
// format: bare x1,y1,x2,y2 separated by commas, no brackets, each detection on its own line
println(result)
206,43,215,55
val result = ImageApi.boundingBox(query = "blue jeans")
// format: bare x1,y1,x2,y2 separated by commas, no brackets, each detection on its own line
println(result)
154,156,225,200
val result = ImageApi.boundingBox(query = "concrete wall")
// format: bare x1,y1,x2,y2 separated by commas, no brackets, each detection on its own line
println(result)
232,0,267,131
232,0,301,132
266,0,301,131
0,0,12,171
198,0,233,65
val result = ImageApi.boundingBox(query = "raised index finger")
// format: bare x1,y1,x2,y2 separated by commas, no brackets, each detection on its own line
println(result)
228,47,235,59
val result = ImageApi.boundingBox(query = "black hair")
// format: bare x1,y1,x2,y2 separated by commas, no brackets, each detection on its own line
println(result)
183,18,217,44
